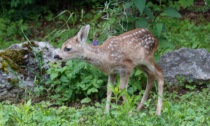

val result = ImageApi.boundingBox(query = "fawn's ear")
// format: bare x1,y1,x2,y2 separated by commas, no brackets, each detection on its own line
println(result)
77,24,90,44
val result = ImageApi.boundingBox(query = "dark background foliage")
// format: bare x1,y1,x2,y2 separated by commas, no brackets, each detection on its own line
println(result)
1,0,107,20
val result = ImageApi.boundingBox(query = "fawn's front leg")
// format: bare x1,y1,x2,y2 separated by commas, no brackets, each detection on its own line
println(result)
119,70,131,102
105,74,117,113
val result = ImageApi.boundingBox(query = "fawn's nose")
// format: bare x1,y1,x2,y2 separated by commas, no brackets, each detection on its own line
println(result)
54,55,62,60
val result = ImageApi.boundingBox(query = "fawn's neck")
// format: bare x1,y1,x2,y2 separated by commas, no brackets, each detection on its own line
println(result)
81,44,107,69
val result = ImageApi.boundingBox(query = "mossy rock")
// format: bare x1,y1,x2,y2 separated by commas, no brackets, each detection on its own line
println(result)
0,41,39,85
0,41,56,103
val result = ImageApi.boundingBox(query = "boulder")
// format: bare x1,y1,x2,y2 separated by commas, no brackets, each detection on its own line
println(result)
158,48,210,85
0,41,56,101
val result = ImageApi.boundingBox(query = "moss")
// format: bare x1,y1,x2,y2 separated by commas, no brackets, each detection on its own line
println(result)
7,78,19,87
0,41,38,74
0,49,28,65
0,41,43,87
1,61,9,74
0,51,23,73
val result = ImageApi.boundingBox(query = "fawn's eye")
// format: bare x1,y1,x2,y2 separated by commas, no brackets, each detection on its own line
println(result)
64,47,72,52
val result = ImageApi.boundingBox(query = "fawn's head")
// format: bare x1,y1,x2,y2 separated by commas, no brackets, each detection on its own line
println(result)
54,25,90,61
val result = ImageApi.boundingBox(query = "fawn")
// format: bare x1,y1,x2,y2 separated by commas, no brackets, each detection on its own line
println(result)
54,25,164,115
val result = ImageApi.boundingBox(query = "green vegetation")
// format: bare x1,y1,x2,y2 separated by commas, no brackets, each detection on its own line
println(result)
0,88,210,125
0,0,210,125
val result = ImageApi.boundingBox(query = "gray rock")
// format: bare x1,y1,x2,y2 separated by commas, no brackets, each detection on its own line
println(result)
158,48,210,85
0,41,57,102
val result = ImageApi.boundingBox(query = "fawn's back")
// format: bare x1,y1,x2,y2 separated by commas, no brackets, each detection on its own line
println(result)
102,28,158,59
95,28,159,73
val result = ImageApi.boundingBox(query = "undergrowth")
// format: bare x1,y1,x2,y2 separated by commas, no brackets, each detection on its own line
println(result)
0,88,209,125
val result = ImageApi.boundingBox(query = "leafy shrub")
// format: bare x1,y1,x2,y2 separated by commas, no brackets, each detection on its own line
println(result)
0,18,28,49
43,61,106,105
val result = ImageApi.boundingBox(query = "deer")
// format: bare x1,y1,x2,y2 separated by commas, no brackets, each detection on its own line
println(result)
54,24,164,115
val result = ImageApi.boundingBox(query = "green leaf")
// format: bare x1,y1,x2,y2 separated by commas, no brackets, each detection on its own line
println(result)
55,86,63,93
50,73,58,80
108,83,115,92
96,80,103,84
81,98,91,104
159,38,175,49
51,94,61,99
127,87,135,94
87,87,98,95
144,7,154,19
114,87,119,94
135,18,148,28
133,0,146,15
26,99,31,106
134,70,142,76
60,76,69,83
206,0,210,5
45,79,53,85
66,60,73,66
78,84,85,90
154,54,160,62
178,0,194,8
155,23,163,38
164,7,182,18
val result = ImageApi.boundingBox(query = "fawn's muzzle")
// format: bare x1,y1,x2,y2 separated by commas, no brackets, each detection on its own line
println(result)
54,55,62,60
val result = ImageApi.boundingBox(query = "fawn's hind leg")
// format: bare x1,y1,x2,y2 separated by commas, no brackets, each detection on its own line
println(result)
137,62,164,115
137,65,155,111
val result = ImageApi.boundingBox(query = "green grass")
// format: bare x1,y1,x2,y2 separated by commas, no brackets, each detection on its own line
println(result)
161,17,210,51
0,88,209,126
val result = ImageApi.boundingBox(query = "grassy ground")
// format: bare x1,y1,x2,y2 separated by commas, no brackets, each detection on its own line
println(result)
0,88,209,125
